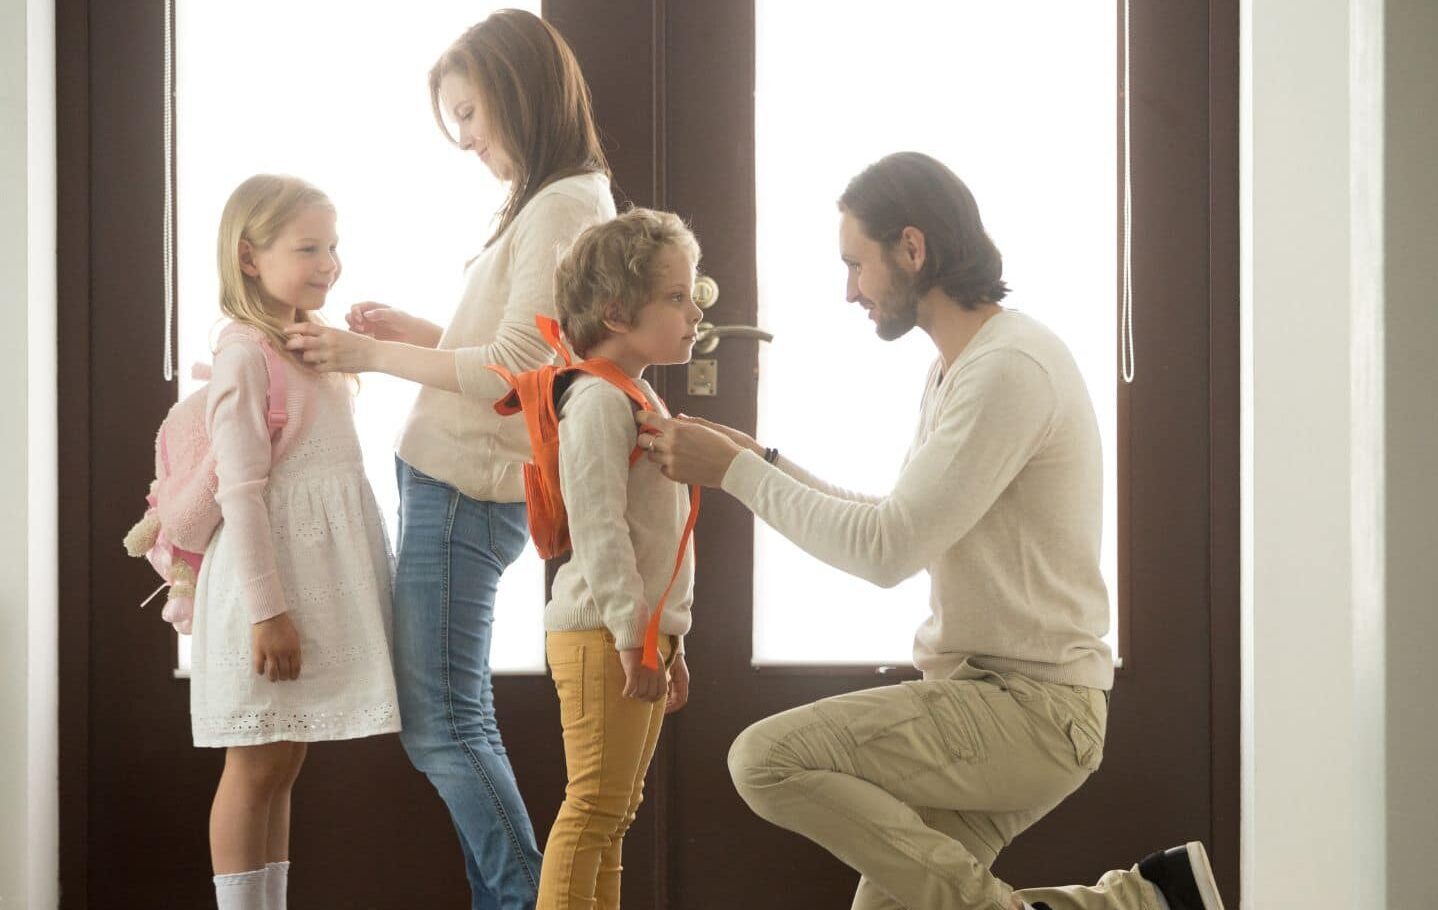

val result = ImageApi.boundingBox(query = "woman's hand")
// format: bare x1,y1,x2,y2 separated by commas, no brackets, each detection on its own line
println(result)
252,612,302,682
665,653,690,714
346,303,443,348
635,411,745,487
285,322,378,373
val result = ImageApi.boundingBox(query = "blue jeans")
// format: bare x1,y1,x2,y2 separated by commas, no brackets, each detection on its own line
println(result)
393,457,542,910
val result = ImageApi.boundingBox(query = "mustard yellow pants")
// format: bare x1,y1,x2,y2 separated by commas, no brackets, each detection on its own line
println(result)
537,629,676,910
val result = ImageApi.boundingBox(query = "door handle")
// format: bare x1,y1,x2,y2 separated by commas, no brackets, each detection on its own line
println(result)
693,322,774,355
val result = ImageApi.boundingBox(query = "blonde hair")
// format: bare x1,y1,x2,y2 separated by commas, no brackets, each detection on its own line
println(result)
555,208,701,358
216,174,334,359
429,9,610,247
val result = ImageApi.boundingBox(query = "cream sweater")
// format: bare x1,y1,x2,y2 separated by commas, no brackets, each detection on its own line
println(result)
397,171,616,501
721,310,1113,689
544,375,696,652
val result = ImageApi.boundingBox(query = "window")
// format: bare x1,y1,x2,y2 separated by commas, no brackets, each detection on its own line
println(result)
753,0,1119,665
174,0,545,673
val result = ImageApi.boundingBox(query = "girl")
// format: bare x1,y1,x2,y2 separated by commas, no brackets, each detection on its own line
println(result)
193,174,400,910
284,11,616,908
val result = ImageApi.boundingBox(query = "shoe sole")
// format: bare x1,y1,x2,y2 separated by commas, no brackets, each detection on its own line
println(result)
1184,841,1226,910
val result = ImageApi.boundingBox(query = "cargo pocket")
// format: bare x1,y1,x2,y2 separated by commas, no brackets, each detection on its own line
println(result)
1066,718,1104,772
910,682,986,763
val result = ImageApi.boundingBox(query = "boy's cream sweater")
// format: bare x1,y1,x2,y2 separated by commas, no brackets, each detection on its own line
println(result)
544,374,695,651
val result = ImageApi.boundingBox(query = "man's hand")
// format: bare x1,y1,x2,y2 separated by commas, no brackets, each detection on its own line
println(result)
635,411,745,487
619,647,667,702
673,413,764,458
252,612,302,682
665,653,690,714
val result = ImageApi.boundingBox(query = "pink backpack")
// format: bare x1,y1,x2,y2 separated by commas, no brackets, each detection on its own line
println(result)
122,325,290,633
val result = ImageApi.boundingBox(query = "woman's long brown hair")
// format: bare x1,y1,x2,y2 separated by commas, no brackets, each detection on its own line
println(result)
430,9,611,247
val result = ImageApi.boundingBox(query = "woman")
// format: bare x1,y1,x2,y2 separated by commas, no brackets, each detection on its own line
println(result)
286,11,615,909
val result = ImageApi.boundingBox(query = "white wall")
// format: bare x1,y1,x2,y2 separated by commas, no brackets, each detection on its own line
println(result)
1244,0,1437,906
27,0,60,901
1,0,35,902
1242,0,1362,905
1,0,59,906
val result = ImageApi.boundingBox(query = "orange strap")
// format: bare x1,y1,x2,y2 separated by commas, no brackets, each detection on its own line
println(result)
537,315,573,366
642,485,701,670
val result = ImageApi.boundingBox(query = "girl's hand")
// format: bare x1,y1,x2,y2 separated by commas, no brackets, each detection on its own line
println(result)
285,322,377,373
346,303,443,348
619,647,667,702
665,653,690,714
252,612,302,682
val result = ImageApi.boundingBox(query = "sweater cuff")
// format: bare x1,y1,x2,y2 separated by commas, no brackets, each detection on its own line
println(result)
721,448,769,506
608,608,649,651
245,572,288,624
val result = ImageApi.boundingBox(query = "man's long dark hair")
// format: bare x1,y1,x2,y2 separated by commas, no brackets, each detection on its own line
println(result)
839,152,1009,309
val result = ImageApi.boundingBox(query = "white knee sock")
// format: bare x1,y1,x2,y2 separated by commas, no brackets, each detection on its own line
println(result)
265,861,290,910
213,868,267,910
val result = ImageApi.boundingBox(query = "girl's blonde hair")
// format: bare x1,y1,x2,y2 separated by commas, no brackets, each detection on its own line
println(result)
429,9,610,248
216,174,334,359
555,208,701,358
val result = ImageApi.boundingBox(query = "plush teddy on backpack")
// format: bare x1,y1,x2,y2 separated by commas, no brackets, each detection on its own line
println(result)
123,324,289,633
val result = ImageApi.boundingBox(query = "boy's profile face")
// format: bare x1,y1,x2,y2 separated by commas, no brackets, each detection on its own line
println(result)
615,244,703,367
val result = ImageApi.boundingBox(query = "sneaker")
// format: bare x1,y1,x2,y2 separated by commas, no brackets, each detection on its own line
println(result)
1138,841,1226,910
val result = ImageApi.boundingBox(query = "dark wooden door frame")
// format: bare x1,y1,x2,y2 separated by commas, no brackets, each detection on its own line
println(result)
57,1,1238,906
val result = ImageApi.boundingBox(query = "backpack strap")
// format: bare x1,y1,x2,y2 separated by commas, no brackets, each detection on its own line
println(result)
569,358,658,466
257,342,289,438
215,324,289,441
536,315,573,367
641,484,701,670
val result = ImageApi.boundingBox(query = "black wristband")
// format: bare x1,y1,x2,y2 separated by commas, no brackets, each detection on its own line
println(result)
763,446,779,464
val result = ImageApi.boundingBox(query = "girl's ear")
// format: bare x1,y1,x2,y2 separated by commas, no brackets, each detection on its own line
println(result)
600,300,631,334
238,238,261,278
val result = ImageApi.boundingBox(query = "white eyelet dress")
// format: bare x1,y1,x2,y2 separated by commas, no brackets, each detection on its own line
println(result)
190,335,400,747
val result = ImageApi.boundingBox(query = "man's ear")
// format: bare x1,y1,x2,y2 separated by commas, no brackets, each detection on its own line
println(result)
238,238,261,278
897,225,927,274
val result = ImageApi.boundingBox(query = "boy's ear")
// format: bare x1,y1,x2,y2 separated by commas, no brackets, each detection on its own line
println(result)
237,239,261,278
600,300,631,334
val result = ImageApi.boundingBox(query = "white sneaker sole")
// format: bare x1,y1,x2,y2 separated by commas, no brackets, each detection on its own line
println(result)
1184,841,1226,910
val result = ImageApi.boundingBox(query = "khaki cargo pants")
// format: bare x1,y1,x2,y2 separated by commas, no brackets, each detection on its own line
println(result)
727,665,1164,910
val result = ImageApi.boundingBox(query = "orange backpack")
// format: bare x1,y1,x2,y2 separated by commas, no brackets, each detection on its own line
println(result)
488,316,700,670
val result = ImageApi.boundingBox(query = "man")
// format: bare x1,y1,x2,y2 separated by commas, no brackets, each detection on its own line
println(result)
636,152,1224,910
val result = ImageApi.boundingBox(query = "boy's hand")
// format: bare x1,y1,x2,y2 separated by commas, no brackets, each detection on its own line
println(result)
619,647,667,702
252,612,302,682
665,653,690,714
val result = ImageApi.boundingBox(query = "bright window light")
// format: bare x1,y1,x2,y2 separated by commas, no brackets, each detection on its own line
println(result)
175,1,544,674
753,1,1118,666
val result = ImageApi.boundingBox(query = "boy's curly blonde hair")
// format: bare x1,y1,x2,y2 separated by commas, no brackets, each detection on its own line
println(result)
555,208,701,358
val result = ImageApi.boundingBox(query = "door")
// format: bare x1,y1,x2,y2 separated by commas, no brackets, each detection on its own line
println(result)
547,1,1240,907
58,1,1237,907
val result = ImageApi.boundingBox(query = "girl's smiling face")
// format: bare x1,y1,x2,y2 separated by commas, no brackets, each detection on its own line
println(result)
240,206,341,320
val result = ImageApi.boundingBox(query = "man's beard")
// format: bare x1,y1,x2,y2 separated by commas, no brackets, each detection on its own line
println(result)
873,260,920,341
